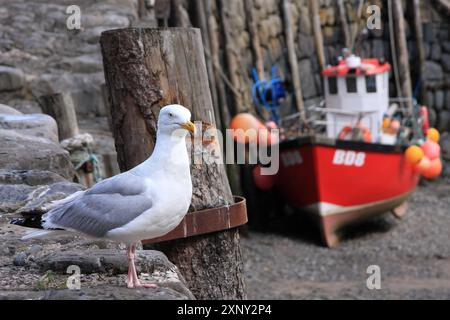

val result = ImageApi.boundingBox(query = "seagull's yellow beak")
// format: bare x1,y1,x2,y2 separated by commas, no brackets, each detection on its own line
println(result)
180,121,196,133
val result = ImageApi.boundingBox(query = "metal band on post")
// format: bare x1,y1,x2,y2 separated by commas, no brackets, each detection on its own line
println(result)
143,196,247,244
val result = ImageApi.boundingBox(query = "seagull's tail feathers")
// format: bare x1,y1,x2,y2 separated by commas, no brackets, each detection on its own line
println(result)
21,229,66,240
44,190,84,211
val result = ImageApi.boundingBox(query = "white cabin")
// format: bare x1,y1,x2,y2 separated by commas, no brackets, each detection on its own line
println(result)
322,55,391,142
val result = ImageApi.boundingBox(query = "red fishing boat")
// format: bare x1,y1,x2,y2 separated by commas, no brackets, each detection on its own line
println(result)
275,55,423,247
233,54,439,246
277,136,419,247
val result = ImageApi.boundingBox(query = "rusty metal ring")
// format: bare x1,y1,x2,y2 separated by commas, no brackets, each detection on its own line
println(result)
142,196,247,244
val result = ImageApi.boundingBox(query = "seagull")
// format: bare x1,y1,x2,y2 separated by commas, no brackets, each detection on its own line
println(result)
21,104,195,288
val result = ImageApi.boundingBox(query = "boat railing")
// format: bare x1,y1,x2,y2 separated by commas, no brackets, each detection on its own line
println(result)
279,97,418,141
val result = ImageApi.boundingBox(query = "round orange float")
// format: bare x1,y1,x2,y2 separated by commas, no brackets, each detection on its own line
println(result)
421,158,442,179
414,156,431,174
230,113,278,145
421,140,440,160
405,145,424,165
426,128,440,143
252,164,276,191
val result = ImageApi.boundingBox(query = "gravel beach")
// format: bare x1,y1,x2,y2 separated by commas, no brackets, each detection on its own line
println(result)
241,181,450,299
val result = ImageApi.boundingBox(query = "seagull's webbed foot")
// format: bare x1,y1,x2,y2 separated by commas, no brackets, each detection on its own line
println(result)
126,244,158,289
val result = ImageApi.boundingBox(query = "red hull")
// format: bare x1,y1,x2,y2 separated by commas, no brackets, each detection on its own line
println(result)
277,136,419,246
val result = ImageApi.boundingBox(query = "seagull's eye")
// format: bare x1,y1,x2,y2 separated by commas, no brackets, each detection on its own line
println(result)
168,112,173,117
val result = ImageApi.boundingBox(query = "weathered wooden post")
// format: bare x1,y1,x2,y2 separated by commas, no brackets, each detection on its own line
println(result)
38,92,79,141
100,28,246,299
309,0,326,71
282,0,306,123
413,0,427,105
392,0,413,113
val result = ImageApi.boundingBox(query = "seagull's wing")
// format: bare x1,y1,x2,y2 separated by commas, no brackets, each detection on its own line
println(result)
43,173,152,238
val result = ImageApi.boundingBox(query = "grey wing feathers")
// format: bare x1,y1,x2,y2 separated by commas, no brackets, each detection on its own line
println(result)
45,173,152,237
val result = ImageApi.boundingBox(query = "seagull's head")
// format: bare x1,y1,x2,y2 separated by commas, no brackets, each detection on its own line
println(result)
157,104,196,137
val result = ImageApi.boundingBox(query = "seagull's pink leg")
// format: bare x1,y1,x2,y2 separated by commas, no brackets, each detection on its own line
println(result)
127,244,156,289
126,245,135,288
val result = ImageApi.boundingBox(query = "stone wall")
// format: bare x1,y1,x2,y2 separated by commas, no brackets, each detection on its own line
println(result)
204,0,450,132
0,0,138,115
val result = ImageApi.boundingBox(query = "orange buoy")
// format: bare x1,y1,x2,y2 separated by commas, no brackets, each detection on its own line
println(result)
421,140,441,160
405,145,424,165
338,124,372,143
422,158,442,179
382,118,391,130
426,128,440,142
390,119,401,131
414,156,431,174
230,113,278,145
252,165,276,190
230,113,264,144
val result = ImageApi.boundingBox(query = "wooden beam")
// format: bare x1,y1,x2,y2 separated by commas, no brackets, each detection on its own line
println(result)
219,0,244,113
282,0,306,122
309,0,326,70
206,0,231,129
433,0,450,14
337,0,351,49
392,0,414,112
38,92,79,141
244,0,264,80
413,0,427,105
194,0,222,130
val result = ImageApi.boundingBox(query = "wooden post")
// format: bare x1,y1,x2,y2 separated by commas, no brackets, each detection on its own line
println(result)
219,0,244,113
170,0,192,27
392,0,413,112
349,0,364,53
137,0,157,27
206,0,231,129
433,0,450,14
194,0,222,131
309,0,326,70
282,0,306,123
337,0,351,49
100,28,246,299
38,92,79,141
244,0,264,80
413,0,427,105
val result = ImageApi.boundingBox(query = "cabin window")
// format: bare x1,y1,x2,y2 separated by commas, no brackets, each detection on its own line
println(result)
328,77,337,94
346,77,357,93
365,75,377,93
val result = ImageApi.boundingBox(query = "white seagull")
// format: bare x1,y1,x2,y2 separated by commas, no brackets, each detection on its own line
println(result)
22,104,195,288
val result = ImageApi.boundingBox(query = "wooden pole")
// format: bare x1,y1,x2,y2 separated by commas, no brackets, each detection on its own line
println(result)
38,92,79,141
337,0,351,49
349,0,364,53
194,0,222,131
413,0,427,105
309,0,326,70
219,0,244,113
282,0,306,122
206,0,231,129
433,0,450,14
137,0,157,27
100,28,246,299
170,0,192,27
244,0,264,80
392,0,414,112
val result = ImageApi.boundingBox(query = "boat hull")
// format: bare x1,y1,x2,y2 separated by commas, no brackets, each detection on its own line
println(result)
277,136,419,247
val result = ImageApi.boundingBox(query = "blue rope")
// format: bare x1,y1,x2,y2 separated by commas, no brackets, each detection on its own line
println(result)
251,65,286,124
